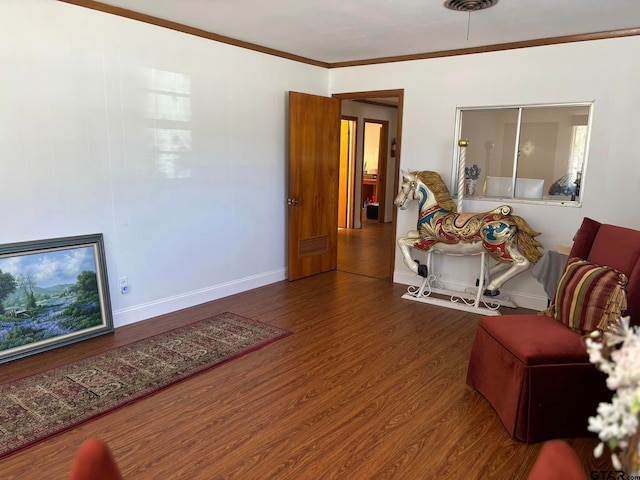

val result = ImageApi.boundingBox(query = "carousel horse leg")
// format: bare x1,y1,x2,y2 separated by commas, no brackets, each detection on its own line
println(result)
488,261,512,278
476,261,511,288
484,258,531,296
397,232,422,276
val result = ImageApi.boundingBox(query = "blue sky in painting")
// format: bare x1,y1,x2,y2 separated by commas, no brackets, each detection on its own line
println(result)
0,247,96,288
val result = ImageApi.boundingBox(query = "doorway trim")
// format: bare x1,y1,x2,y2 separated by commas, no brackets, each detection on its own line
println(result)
332,89,404,281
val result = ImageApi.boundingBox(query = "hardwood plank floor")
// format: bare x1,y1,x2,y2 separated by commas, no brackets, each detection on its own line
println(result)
337,220,394,280
0,272,611,479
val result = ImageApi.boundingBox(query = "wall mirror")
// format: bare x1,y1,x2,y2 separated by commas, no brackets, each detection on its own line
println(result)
452,102,593,205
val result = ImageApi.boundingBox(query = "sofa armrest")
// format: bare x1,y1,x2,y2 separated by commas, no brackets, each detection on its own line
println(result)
568,217,601,260
580,221,640,325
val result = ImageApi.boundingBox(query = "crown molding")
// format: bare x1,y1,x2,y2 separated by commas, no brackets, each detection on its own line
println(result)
57,0,329,68
57,1,640,70
329,28,640,68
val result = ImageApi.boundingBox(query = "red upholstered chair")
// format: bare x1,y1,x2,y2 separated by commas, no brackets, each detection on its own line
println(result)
527,440,587,480
466,217,640,443
68,438,123,480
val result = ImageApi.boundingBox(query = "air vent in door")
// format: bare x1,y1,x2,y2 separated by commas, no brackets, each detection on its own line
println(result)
299,236,328,256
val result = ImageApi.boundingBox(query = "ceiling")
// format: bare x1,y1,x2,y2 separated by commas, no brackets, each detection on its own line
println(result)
69,0,640,65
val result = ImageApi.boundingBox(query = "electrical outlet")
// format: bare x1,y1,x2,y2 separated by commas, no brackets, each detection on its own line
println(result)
119,276,129,294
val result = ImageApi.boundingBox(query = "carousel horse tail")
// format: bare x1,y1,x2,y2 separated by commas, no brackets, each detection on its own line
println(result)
512,215,544,265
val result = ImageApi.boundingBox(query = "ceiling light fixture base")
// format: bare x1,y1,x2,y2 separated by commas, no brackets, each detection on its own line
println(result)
444,0,498,12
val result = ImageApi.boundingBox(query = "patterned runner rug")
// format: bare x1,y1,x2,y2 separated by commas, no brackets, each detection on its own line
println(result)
0,312,290,459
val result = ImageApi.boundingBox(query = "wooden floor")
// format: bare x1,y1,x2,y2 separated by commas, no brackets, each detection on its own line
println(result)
0,272,611,479
337,219,394,280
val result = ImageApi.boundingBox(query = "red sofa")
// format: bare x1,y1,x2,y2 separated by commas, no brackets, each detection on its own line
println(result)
69,438,123,480
527,440,587,480
466,217,640,443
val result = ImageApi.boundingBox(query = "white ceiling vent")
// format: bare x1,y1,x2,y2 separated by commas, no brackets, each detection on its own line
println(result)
444,0,499,12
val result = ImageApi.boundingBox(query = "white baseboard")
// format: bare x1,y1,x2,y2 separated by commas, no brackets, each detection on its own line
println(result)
112,269,287,328
393,271,548,311
111,267,546,329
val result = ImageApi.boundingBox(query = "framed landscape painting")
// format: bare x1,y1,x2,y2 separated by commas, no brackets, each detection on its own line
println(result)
0,233,113,364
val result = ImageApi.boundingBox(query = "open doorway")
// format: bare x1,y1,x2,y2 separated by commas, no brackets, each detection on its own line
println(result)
333,91,403,281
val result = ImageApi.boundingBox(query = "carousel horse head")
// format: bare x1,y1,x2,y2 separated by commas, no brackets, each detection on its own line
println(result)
394,170,421,210
394,170,458,212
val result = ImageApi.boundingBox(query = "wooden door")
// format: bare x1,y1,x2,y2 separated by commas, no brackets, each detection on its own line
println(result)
287,91,341,281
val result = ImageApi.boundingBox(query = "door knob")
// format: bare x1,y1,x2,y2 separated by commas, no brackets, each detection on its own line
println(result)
287,198,300,206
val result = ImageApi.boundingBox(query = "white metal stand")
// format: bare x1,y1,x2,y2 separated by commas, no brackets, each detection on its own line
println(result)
401,251,518,315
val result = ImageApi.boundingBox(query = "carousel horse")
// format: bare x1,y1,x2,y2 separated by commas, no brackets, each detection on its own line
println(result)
394,170,544,296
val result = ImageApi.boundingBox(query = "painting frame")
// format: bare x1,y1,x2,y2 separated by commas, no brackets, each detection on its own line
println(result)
0,233,113,364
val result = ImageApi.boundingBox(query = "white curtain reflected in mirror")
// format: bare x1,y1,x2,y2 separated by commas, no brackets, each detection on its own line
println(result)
363,122,381,176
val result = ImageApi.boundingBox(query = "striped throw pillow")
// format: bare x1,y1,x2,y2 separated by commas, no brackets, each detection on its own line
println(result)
546,257,628,334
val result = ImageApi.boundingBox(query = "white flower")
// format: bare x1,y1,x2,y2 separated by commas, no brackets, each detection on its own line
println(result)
605,316,632,347
608,334,640,389
586,337,604,364
585,316,640,468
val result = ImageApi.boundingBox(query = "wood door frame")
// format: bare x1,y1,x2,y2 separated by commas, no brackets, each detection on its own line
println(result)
332,89,404,281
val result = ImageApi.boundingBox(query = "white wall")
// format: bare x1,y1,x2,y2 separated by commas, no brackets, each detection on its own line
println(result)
4,1,638,322
1,0,328,327
330,37,640,309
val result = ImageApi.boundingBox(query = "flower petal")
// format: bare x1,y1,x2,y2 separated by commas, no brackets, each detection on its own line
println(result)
611,453,622,470
593,442,604,458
